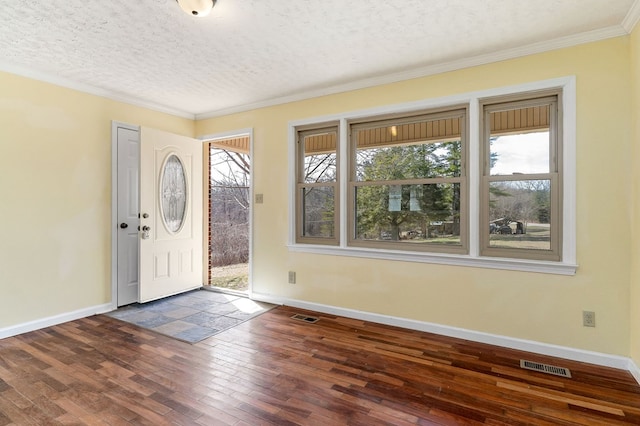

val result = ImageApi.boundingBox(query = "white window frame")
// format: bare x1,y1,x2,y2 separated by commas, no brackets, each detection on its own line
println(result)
288,77,577,275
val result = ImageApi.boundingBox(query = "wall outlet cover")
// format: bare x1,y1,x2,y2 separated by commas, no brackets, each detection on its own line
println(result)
582,311,596,327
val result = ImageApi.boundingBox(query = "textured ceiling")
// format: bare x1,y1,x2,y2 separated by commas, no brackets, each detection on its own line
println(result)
0,0,638,118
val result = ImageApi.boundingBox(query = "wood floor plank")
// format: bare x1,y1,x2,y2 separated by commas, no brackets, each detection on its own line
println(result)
1,305,639,425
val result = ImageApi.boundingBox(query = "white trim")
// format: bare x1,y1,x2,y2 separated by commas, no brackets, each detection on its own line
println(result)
288,77,578,275
287,125,297,246
111,121,140,310
248,130,255,298
288,244,577,275
1,22,630,120
622,0,640,33
561,78,577,265
339,119,349,248
196,27,624,119
629,359,640,384
250,293,633,372
0,62,195,119
0,303,113,340
288,77,575,127
3,294,637,383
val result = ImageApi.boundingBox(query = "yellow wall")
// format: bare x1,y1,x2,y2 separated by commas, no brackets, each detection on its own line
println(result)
197,37,633,356
0,36,636,359
0,72,194,327
630,26,640,366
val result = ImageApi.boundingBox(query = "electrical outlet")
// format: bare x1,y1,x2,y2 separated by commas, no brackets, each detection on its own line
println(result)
255,193,264,204
288,271,296,284
583,311,596,327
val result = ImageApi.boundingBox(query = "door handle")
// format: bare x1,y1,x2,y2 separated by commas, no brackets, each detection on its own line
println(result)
120,223,128,229
141,225,151,240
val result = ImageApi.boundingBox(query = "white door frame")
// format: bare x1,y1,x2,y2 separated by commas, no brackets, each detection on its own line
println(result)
200,128,254,297
111,123,255,309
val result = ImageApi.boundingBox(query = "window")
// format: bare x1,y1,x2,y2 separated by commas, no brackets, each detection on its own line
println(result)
349,109,467,254
290,78,576,274
481,93,561,261
295,125,339,244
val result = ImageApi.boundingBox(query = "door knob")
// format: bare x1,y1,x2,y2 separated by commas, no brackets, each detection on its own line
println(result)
120,223,128,229
141,225,151,240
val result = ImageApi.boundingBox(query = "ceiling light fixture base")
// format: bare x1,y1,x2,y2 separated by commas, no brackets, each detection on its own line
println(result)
176,0,216,17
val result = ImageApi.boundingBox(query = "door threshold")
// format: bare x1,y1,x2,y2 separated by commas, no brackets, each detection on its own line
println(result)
201,285,249,298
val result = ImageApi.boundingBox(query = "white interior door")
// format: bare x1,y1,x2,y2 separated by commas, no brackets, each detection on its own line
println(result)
116,126,140,306
139,127,203,303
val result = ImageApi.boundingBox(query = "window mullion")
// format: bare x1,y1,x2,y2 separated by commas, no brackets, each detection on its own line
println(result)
339,118,348,247
469,98,480,257
289,76,575,273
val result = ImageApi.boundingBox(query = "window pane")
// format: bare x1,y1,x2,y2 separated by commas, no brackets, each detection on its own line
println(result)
356,140,461,181
302,186,334,238
355,183,461,245
304,152,336,183
488,180,551,250
303,131,337,183
490,131,550,175
488,103,551,176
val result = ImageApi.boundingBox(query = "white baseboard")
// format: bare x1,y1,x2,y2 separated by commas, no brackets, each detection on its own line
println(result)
0,303,113,339
629,359,640,384
251,293,635,374
4,295,638,385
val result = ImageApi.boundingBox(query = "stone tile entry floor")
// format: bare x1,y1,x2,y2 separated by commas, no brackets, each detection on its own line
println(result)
105,289,275,343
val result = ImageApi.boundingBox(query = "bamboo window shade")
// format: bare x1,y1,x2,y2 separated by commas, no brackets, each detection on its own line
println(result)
302,105,550,154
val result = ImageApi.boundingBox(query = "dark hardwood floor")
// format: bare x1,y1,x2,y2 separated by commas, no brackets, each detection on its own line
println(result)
0,305,639,425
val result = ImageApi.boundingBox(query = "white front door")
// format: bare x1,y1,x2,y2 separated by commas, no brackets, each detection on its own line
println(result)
139,127,203,302
116,126,140,306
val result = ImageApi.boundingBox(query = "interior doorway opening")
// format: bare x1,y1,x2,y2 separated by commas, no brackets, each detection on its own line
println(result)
206,136,251,294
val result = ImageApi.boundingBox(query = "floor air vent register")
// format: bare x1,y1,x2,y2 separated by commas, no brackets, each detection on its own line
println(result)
520,360,572,378
290,314,319,323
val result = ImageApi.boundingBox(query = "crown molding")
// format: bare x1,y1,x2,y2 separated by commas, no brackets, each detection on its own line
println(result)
196,25,626,120
623,0,640,33
0,62,195,120
0,21,629,122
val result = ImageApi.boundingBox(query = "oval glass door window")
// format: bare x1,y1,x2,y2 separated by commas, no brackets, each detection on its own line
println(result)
160,154,188,233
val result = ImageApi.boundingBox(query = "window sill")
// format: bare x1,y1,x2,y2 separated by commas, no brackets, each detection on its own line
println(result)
287,243,577,275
